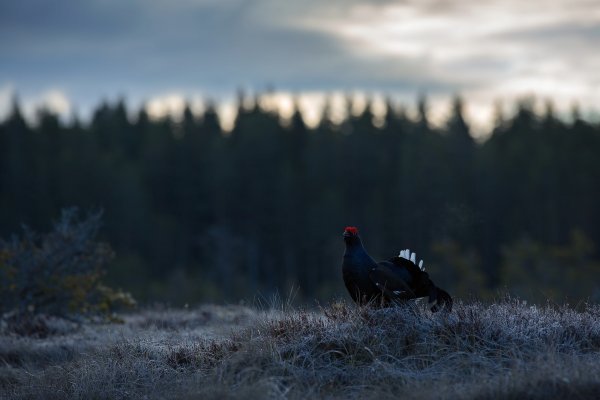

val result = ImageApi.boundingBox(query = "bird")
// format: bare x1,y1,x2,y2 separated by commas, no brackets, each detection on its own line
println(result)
342,226,452,312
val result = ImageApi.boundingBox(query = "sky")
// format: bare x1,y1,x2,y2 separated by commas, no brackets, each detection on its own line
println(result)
1,0,599,136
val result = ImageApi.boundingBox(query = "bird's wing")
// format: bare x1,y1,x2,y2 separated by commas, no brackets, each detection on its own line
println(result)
369,261,416,300
376,256,454,313
388,256,426,279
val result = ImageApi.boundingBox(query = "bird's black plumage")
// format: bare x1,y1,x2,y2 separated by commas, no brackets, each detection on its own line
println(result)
342,227,452,312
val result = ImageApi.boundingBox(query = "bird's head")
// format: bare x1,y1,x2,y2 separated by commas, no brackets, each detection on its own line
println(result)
343,226,361,245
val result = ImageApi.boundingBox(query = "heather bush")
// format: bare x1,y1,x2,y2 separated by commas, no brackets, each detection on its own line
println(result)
0,208,135,334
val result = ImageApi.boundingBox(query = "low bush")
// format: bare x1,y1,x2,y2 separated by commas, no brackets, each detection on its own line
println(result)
0,208,135,335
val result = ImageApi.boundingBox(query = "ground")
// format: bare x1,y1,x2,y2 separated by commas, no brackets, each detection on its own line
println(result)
2,299,600,399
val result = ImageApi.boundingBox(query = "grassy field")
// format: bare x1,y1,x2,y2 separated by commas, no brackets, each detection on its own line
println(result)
2,299,600,399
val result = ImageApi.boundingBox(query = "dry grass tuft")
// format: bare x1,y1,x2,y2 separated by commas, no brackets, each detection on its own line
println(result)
2,299,600,399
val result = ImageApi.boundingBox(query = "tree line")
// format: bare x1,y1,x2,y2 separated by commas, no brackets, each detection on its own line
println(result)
1,94,599,304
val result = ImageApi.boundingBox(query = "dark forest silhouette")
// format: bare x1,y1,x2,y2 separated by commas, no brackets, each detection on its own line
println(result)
1,94,599,304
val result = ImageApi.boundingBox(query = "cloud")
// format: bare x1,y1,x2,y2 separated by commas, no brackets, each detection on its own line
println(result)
19,89,72,122
145,92,207,120
0,83,73,121
288,0,600,132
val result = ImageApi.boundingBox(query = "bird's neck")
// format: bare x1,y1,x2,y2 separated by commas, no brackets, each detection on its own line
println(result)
344,237,374,261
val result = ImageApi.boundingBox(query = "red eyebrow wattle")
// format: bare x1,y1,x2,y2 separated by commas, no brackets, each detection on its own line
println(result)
344,226,359,234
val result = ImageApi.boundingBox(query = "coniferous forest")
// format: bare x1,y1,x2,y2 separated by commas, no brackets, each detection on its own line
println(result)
1,94,599,305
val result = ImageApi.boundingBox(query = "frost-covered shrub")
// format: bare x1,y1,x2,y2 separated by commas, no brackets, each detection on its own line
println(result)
0,208,135,328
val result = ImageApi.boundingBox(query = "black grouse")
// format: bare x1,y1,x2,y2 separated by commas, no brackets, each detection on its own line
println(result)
342,226,452,312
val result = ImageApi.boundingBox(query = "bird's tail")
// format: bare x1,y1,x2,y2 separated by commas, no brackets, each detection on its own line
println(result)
399,248,452,312
398,249,425,271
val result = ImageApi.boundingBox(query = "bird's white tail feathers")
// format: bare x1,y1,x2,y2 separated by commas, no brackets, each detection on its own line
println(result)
399,249,425,271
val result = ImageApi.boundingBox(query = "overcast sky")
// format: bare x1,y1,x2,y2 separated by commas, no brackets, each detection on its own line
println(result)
1,0,599,135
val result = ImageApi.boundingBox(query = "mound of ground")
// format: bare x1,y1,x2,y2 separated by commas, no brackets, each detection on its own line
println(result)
2,299,600,399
